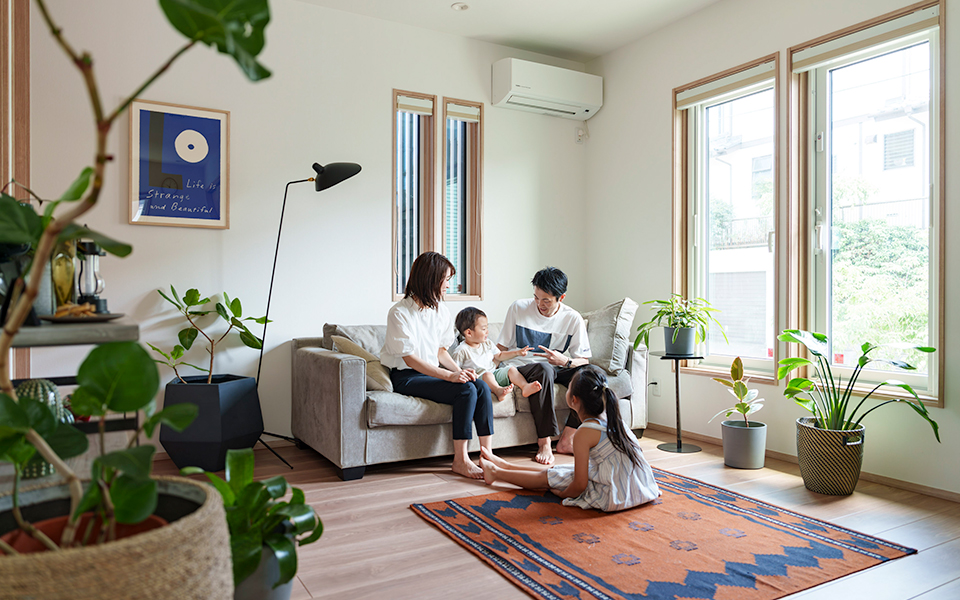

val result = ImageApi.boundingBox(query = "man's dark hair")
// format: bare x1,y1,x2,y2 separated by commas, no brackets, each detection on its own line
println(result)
404,251,455,310
455,306,486,336
531,267,568,299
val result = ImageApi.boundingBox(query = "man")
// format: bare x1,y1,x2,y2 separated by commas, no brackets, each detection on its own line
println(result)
497,267,590,465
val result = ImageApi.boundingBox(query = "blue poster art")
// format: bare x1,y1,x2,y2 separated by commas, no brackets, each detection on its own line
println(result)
137,110,221,220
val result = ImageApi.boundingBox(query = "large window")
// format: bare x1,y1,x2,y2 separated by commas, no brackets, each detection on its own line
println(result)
675,56,779,376
792,2,942,399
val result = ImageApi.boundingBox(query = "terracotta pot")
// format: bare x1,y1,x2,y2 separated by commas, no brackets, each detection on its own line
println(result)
1,513,167,554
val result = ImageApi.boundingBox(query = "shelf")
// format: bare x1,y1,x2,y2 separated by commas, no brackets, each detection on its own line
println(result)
11,320,139,348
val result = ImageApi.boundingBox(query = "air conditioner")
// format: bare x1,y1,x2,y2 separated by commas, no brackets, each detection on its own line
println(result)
492,58,602,120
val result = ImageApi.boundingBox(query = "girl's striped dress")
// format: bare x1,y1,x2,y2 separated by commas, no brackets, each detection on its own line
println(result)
546,420,660,512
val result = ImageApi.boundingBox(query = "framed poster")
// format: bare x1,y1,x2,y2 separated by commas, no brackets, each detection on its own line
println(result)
129,99,229,228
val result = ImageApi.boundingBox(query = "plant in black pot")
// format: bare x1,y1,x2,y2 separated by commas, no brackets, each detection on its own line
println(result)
182,448,323,600
634,294,727,356
151,287,269,472
710,357,766,469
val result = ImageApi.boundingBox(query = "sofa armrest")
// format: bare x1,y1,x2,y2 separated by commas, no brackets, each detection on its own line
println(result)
291,345,367,470
625,342,648,430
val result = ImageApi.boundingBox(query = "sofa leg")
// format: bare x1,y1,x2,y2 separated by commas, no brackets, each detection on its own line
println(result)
338,466,365,481
635,428,645,439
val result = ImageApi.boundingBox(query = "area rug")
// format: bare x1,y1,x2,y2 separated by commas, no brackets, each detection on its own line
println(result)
411,467,915,600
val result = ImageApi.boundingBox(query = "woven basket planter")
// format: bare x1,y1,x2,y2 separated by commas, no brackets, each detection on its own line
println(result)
0,476,233,600
796,416,865,496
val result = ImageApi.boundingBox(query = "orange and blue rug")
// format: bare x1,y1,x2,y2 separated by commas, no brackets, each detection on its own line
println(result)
411,467,914,599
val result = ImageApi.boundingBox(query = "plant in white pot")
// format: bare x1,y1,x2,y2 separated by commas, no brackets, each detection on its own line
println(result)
634,294,727,356
710,357,766,469
150,287,269,473
778,329,940,495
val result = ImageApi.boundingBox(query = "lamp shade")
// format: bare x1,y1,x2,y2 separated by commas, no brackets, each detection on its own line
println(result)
313,162,362,192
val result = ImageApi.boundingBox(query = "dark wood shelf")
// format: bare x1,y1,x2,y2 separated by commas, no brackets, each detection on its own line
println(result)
11,320,139,348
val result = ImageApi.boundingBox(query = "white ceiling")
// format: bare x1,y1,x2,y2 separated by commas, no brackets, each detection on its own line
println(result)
299,0,722,63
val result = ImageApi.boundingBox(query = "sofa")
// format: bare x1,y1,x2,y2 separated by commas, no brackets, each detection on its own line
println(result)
291,298,647,480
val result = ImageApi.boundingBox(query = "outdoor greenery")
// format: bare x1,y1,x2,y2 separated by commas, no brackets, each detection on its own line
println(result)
777,329,939,441
634,294,727,349
710,357,764,426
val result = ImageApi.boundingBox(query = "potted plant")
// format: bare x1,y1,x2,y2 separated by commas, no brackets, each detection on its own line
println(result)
0,0,271,595
183,448,323,600
778,329,940,495
710,357,766,469
633,294,727,356
151,287,269,472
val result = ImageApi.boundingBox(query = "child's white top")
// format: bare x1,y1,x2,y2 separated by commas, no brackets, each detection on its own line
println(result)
380,297,456,370
497,298,590,366
450,340,498,373
546,420,660,512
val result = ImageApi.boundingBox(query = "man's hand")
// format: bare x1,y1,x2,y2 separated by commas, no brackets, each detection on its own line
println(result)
537,346,567,367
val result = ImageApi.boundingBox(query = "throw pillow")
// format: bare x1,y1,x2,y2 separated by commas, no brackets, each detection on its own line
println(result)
581,298,639,375
331,335,393,392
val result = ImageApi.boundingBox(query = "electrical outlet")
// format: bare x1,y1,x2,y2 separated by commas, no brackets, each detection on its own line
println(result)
648,378,661,397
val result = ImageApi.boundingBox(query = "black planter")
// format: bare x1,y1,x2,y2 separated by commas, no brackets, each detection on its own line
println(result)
160,374,264,472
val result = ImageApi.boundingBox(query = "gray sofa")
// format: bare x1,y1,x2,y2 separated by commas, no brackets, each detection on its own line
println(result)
291,298,647,480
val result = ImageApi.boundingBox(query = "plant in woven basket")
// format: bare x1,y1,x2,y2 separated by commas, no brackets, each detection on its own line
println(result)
182,448,323,589
709,357,763,426
149,287,269,384
0,0,270,555
777,329,940,440
633,294,728,349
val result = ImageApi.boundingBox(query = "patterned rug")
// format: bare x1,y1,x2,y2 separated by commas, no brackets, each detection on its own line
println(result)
411,468,915,600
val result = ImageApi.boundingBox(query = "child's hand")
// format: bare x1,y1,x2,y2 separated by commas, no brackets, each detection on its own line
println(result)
518,346,531,356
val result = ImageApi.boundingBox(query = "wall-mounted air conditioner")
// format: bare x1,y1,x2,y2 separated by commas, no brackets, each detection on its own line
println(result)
492,58,603,121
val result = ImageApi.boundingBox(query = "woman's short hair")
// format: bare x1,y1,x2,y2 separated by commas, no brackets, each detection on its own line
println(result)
405,252,455,310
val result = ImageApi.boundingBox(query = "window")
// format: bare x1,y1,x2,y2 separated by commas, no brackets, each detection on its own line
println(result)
675,56,779,376
791,2,942,401
392,91,483,299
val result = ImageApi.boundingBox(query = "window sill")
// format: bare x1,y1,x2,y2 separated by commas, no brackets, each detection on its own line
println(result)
679,363,778,386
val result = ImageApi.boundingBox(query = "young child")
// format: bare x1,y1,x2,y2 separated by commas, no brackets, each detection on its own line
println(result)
480,365,660,512
452,307,543,401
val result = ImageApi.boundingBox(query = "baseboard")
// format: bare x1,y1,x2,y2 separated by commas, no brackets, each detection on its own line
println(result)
151,438,295,463
646,423,960,504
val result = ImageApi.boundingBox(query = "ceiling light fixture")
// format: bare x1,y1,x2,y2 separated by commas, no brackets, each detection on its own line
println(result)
451,3,469,11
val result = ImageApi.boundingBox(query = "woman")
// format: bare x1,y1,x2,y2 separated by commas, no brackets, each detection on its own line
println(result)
380,251,495,479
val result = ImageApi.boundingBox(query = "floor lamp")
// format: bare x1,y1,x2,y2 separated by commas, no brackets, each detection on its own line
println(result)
256,162,362,467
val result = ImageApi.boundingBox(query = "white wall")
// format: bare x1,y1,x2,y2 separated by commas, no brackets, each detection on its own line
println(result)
29,0,588,438
584,0,960,494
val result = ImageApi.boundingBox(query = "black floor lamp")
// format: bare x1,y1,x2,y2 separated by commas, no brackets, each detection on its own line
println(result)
256,162,362,467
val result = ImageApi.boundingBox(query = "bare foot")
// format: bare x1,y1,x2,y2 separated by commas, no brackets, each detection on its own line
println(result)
555,427,576,455
492,384,514,401
535,440,555,465
521,381,543,398
453,458,483,479
480,446,511,469
480,458,497,485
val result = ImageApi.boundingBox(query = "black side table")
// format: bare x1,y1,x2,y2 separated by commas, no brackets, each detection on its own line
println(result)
651,351,703,453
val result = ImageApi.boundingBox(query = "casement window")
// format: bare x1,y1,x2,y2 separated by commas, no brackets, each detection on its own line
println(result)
674,55,779,378
392,91,483,299
789,2,943,402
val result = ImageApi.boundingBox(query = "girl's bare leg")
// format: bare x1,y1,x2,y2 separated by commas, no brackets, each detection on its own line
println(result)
481,457,550,489
508,367,542,398
482,372,513,400
452,439,482,479
480,447,548,473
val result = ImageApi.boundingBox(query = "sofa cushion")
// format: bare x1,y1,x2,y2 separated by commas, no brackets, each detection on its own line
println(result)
366,388,517,428
515,383,570,414
581,298,638,376
323,323,386,356
331,335,393,392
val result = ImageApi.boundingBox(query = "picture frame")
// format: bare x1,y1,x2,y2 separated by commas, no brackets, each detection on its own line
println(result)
128,99,230,229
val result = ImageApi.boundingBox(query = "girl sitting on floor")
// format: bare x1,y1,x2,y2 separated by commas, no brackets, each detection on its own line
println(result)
480,365,660,512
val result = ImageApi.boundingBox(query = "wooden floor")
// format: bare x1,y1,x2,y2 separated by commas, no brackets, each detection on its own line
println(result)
153,430,960,600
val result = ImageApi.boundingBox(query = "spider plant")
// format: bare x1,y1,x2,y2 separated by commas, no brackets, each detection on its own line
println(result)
777,329,939,441
633,294,727,349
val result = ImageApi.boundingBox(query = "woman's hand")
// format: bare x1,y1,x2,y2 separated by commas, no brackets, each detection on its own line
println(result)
445,368,477,383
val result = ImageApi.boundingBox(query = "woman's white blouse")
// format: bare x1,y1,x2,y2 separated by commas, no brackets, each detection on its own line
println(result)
380,297,456,370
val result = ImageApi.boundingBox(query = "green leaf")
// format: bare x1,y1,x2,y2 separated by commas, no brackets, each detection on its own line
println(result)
298,515,323,545
0,394,30,435
869,359,916,371
143,402,198,438
3,438,36,466
712,378,734,388
147,342,172,362
60,167,94,201
43,421,89,460
171,345,185,360
68,387,106,417
184,288,201,306
203,472,236,506
261,475,287,500
170,285,183,308
226,448,255,494
0,195,42,246
230,530,264,587
72,480,102,519
178,327,199,350
778,329,828,357
76,342,160,412
57,223,131,257
264,533,297,588
290,488,305,505
732,381,748,401
97,446,156,479
239,330,262,350
110,475,158,524
730,357,743,381
159,0,272,81
19,397,57,437
216,302,230,321
158,288,181,309
230,297,243,317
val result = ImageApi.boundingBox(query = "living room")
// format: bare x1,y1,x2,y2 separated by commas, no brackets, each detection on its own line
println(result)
8,0,960,597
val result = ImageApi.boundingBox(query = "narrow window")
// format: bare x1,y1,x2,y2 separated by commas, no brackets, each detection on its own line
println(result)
442,99,483,297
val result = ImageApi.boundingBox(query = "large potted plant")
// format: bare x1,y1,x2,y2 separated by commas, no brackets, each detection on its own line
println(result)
634,294,727,356
0,0,271,596
710,357,766,469
778,329,940,495
183,448,323,600
150,287,268,472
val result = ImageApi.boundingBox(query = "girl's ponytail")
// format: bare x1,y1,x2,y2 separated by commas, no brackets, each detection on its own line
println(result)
603,387,643,468
570,365,643,468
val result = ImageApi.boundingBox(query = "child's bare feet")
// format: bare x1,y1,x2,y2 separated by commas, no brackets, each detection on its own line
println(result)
453,457,483,479
492,384,514,401
521,381,543,398
534,439,555,465
480,458,497,485
480,446,511,469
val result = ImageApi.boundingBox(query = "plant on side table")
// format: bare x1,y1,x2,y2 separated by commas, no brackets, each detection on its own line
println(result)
183,448,323,600
710,357,766,469
634,294,727,356
151,287,270,472
777,329,940,496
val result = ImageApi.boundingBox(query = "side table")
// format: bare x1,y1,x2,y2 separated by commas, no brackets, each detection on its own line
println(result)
651,351,703,453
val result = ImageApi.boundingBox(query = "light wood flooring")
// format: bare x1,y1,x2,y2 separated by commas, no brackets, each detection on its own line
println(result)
152,430,960,600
